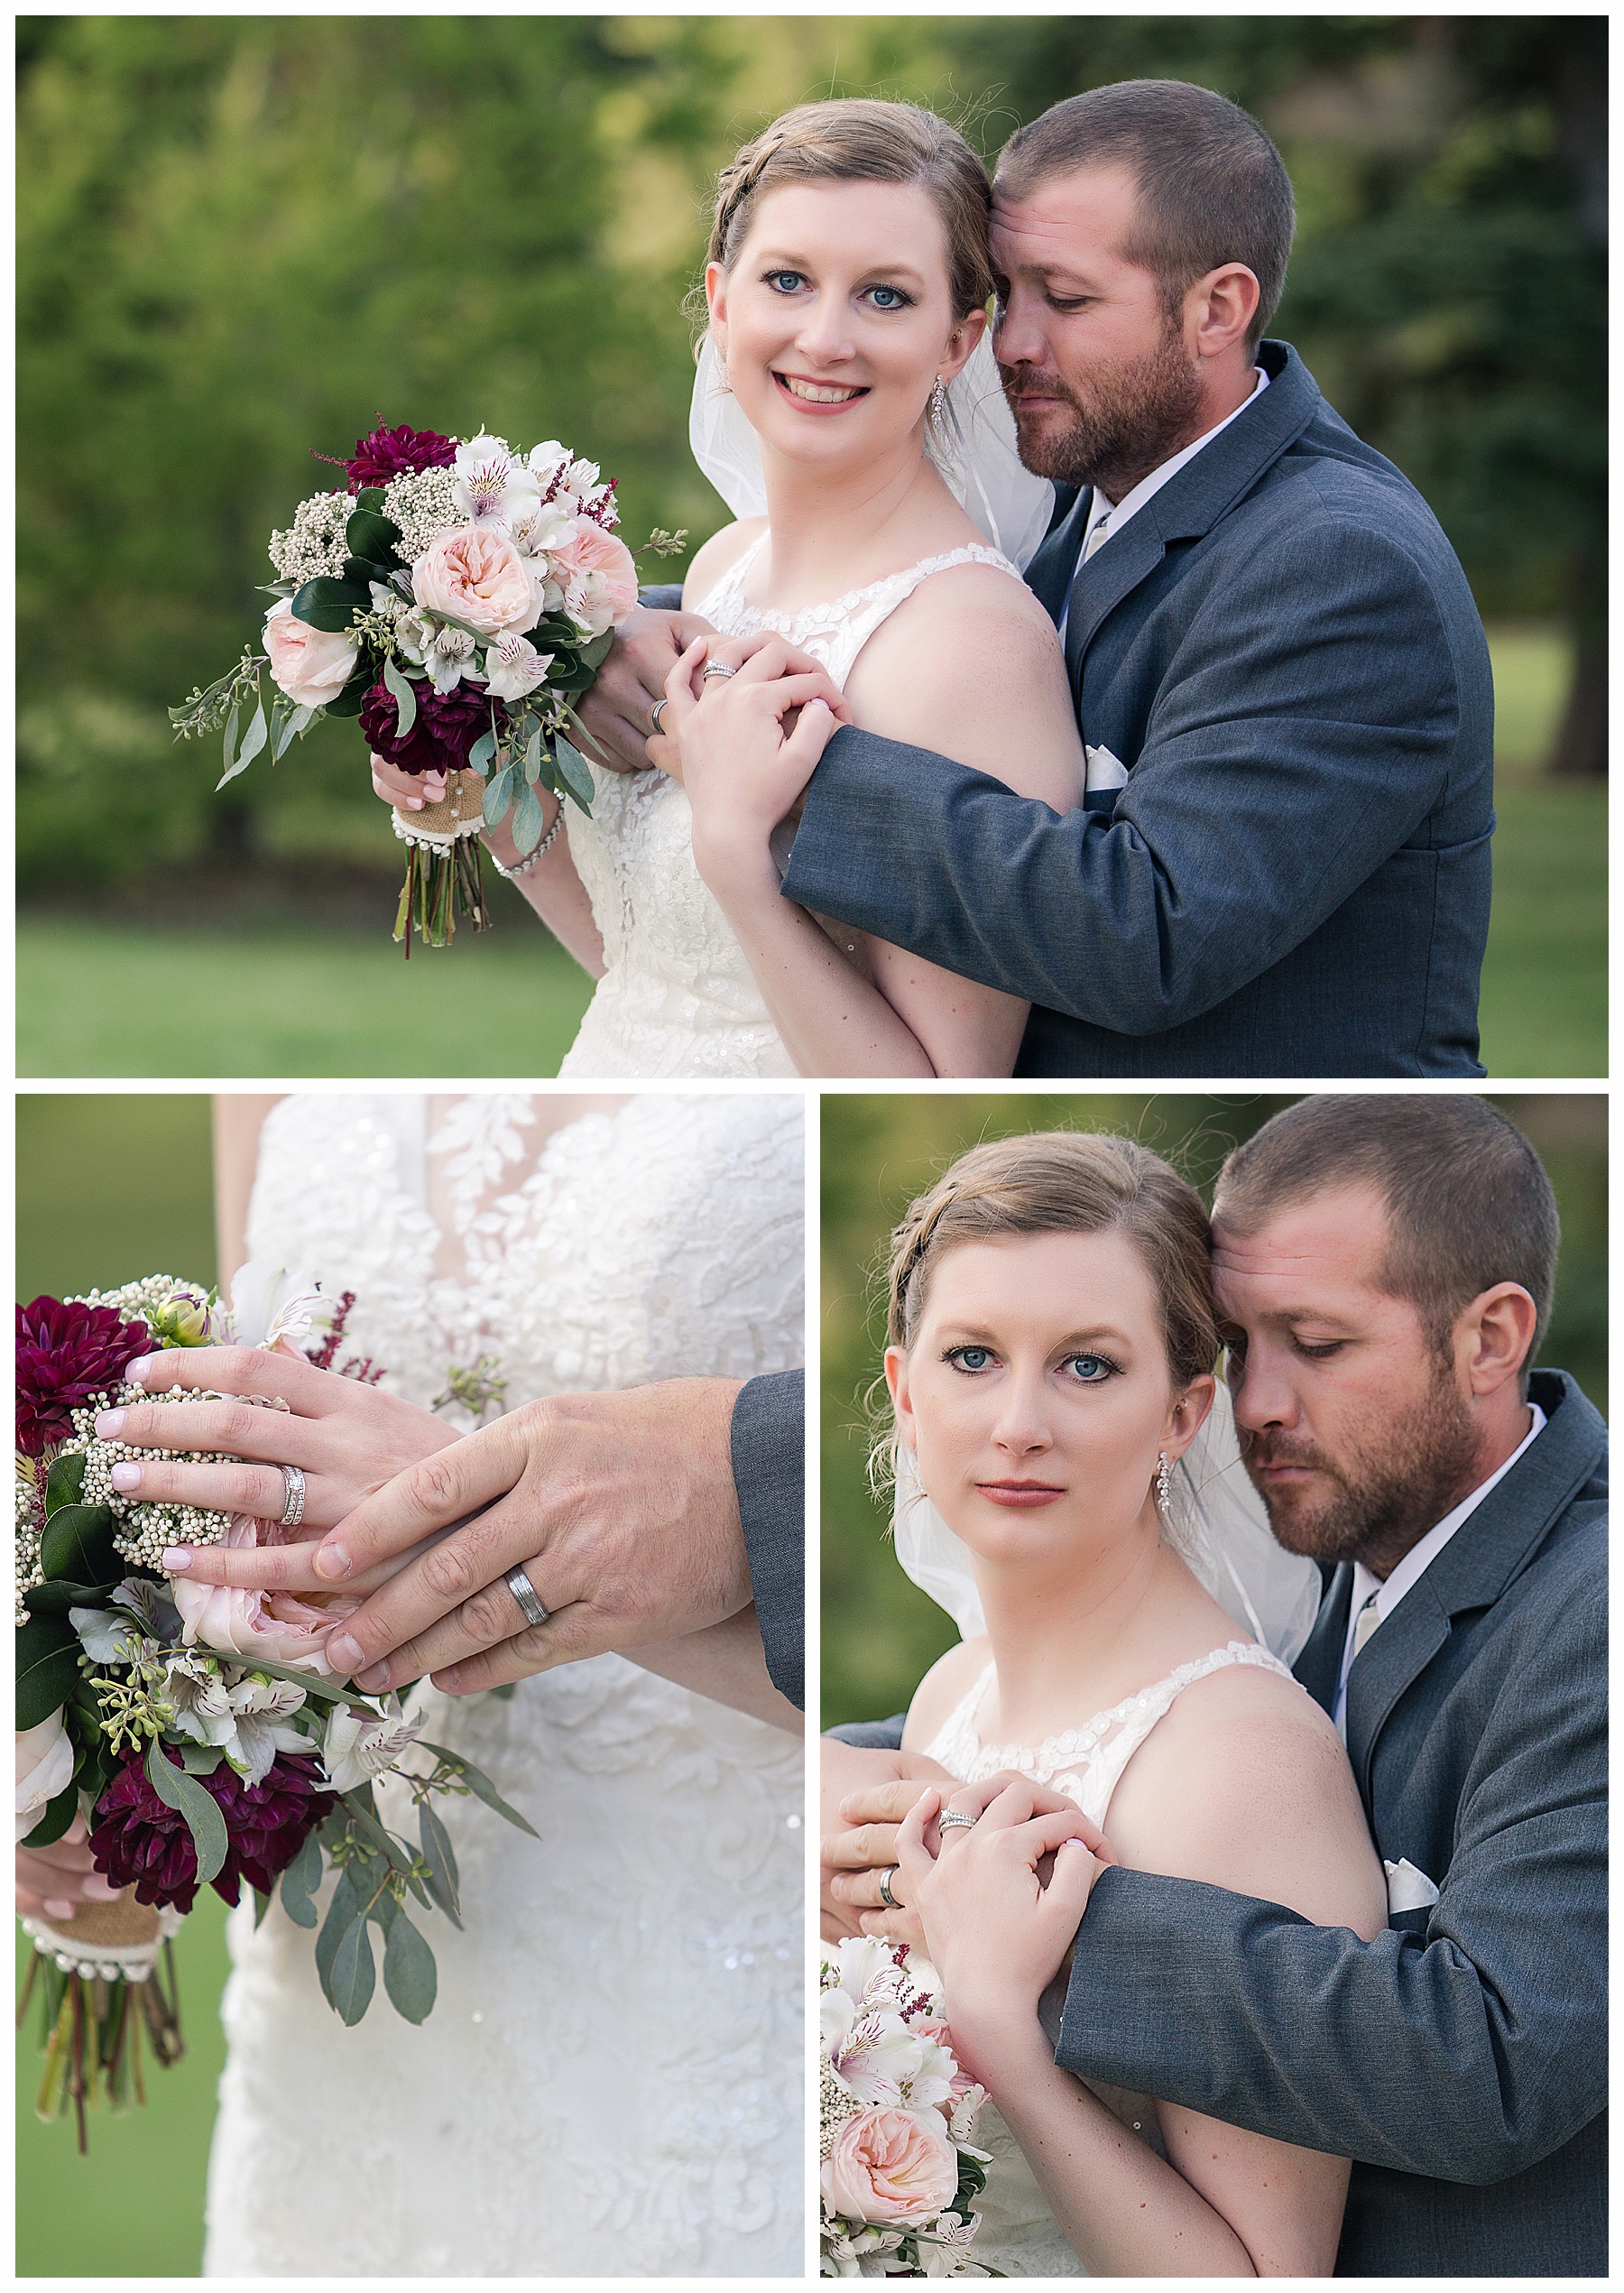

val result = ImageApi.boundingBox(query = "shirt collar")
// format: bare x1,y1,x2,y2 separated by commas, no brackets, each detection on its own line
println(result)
1084,365,1269,547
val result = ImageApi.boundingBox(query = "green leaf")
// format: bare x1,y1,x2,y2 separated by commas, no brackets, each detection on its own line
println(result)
482,764,514,828
417,1800,463,1928
252,1884,272,1930
420,1742,540,1838
578,626,615,673
355,487,387,513
218,699,242,789
272,700,315,761
290,576,368,633
346,506,401,564
279,1830,324,1929
40,1502,120,1588
22,1782,79,1850
329,1913,376,2026
230,1652,367,1705
324,670,368,719
16,1612,81,1731
314,1866,358,2007
511,784,544,855
382,652,418,739
468,726,499,775
179,1743,224,1774
554,738,596,810
23,1578,110,1616
255,580,298,599
143,1739,228,1886
383,1909,438,2023
45,1452,87,1513
235,698,269,774
340,1790,417,1880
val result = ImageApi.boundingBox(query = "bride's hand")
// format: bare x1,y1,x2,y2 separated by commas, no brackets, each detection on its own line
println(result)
371,751,446,813
893,1782,1105,2080
659,635,851,882
115,1346,460,1589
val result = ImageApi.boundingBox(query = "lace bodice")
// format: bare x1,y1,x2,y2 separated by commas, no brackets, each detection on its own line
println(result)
203,1093,805,2278
925,1640,1296,2278
558,532,1022,1079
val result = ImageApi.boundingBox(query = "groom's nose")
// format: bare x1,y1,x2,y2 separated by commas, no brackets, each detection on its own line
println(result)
1228,1340,1302,1435
992,287,1051,373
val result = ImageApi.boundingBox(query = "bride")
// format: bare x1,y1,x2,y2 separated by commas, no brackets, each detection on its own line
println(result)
825,1131,1384,2275
19,1092,805,2277
371,99,1083,1079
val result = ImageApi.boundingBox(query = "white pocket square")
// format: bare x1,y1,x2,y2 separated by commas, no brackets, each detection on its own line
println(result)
1084,744,1130,792
1384,1857,1441,1913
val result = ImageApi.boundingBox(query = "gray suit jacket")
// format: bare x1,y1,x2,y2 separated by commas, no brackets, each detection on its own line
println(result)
732,1368,803,1709
828,1370,1606,2273
776,340,1494,1077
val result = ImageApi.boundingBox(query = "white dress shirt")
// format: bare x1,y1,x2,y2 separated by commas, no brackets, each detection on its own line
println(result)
1333,1402,1547,1738
1057,365,1269,651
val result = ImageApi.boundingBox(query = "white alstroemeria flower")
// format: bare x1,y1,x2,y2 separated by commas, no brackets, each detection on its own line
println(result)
321,1702,425,1795
162,1658,309,1785
483,633,554,702
425,620,477,695
226,1262,331,1352
16,1709,76,1844
69,1604,145,1666
452,433,541,531
509,503,575,561
526,439,568,489
821,1993,927,2108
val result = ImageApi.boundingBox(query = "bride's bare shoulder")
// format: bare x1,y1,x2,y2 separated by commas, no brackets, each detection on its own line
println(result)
901,1633,991,1752
681,516,768,608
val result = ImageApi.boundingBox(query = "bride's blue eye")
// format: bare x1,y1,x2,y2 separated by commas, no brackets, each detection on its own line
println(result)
765,271,805,294
864,284,909,310
1062,1354,1116,1383
946,1345,994,1373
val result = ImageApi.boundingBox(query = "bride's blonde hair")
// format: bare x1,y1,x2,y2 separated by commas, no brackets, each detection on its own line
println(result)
706,98,995,323
870,1131,1219,1495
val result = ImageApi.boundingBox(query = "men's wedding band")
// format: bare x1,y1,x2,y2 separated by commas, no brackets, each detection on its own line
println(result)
278,1464,306,1528
700,661,737,680
504,1565,549,1628
878,1865,901,1909
939,1810,977,1832
649,698,669,734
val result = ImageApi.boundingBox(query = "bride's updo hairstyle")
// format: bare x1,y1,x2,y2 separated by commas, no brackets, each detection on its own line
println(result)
874,1133,1218,1488
706,99,995,324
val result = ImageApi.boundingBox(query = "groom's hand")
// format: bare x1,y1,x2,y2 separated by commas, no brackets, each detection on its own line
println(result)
576,605,716,772
309,1380,752,1692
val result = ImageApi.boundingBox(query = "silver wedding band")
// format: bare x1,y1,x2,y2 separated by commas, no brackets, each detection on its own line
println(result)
504,1564,549,1629
650,698,669,734
939,1809,977,1832
278,1464,306,1528
700,661,737,680
878,1865,901,1909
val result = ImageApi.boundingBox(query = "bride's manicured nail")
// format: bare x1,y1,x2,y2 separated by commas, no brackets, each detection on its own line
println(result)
95,1409,125,1437
327,1632,363,1672
110,1463,143,1492
314,1544,350,1581
162,1548,192,1572
125,1355,157,1386
83,1874,121,1901
44,1899,76,1920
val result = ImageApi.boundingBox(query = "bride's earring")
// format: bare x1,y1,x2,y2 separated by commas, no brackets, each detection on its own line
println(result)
1154,1452,1174,1518
929,375,948,427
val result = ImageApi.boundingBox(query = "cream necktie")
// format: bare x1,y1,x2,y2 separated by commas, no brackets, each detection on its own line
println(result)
1082,514,1112,562
1352,1594,1383,1657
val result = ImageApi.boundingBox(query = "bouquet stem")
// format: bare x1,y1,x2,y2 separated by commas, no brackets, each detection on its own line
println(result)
391,769,491,955
19,1897,186,2150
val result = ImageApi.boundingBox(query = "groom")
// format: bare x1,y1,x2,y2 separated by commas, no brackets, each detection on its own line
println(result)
586,79,1494,1077
823,1096,1606,2275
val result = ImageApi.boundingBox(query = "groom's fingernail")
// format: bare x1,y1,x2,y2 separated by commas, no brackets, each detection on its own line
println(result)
327,1633,363,1673
95,1410,125,1437
110,1464,143,1492
354,1664,389,1692
314,1544,350,1581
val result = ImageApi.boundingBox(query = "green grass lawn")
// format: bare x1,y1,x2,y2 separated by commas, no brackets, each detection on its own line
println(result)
16,624,1603,1077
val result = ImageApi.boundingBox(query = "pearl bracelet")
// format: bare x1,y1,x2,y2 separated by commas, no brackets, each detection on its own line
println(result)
492,806,565,881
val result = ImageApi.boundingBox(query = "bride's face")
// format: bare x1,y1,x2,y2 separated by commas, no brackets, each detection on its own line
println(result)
706,180,985,476
886,1229,1213,1572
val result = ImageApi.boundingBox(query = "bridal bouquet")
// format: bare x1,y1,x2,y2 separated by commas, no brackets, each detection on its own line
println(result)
820,1937,992,2277
16,1271,536,2149
170,420,682,950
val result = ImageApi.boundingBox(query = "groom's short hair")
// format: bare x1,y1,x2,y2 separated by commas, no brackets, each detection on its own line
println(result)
997,79,1295,347
1213,1096,1561,1388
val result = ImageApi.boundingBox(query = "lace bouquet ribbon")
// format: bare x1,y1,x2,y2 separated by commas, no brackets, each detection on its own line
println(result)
16,1273,537,2150
820,1936,993,2276
168,421,687,953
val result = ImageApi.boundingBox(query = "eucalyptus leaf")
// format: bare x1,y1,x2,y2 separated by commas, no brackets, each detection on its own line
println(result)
467,726,499,775
482,765,514,828
314,1867,358,2008
252,1885,272,1931
329,1914,376,2026
279,1830,324,1930
382,652,418,739
16,1612,82,1731
418,1800,463,1928
235,699,269,774
555,736,597,810
229,1651,368,1706
511,784,544,855
579,626,615,672
217,700,242,790
179,1743,224,1774
255,580,298,599
272,701,315,761
420,1742,540,1838
22,1782,79,1850
342,1789,416,1876
383,1910,438,2024
143,1738,228,1886
40,1502,120,1588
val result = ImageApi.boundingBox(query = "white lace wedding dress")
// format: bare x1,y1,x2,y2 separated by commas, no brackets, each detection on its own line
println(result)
558,535,1020,1077
922,1641,1297,2278
201,1092,805,2278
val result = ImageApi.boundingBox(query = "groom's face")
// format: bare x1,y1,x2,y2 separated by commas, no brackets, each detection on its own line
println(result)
989,163,1204,498
1212,1183,1483,1578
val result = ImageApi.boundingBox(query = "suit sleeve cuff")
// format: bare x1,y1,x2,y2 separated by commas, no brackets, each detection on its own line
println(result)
731,1369,805,1710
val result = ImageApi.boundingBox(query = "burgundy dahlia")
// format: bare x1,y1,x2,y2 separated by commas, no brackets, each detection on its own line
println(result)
16,1296,152,1456
89,1749,337,1914
344,421,457,492
359,673,503,776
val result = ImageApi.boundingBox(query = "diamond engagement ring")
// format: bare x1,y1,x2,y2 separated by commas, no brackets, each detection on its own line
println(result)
878,1865,901,1909
504,1565,549,1628
700,661,737,680
938,1810,977,1832
278,1464,306,1528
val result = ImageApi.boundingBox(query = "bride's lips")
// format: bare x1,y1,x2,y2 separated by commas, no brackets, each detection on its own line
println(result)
772,371,870,414
976,1479,1066,1509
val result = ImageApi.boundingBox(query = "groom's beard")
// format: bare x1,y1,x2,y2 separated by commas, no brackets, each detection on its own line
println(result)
1238,1358,1484,1581
1001,319,1204,504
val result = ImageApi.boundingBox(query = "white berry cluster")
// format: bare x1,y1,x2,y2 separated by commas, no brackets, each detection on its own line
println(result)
15,1463,45,1627
61,1383,235,1572
381,467,463,560
68,1273,184,1322
268,489,355,585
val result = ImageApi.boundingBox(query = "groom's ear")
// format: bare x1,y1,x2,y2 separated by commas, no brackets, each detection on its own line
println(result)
1456,1283,1540,1399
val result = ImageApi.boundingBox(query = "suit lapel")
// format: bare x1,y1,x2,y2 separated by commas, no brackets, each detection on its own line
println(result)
1293,1566,1352,1716
1024,487,1087,628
